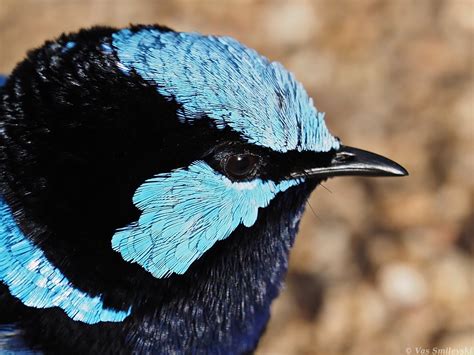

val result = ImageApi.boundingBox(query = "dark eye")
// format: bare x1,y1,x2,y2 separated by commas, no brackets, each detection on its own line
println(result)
224,154,260,179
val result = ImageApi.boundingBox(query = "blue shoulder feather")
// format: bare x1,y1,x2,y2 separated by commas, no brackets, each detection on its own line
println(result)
0,197,131,324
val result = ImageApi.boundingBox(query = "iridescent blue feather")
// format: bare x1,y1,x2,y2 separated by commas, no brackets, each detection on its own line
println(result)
111,28,340,153
112,161,302,278
0,197,131,324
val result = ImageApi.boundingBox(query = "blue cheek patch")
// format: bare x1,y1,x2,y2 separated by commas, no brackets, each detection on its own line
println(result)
112,161,302,278
0,197,131,324
111,28,340,153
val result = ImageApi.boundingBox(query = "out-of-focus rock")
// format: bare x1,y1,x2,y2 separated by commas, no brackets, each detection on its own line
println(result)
378,263,428,308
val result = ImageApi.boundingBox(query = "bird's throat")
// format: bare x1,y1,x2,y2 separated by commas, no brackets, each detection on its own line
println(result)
119,182,314,354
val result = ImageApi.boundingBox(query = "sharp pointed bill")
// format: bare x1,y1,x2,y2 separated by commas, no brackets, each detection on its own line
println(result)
288,145,409,179
108,28,408,280
0,25,409,352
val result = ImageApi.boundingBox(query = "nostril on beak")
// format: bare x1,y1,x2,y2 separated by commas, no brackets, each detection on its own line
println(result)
333,151,355,163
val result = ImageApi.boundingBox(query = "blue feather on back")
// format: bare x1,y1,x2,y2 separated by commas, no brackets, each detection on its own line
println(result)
0,197,131,324
0,27,340,322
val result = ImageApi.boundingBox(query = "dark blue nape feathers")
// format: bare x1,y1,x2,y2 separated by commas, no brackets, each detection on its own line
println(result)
0,25,406,354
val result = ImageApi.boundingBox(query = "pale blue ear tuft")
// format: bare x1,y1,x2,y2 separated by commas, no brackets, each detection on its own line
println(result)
112,161,302,279
111,28,340,154
0,197,131,324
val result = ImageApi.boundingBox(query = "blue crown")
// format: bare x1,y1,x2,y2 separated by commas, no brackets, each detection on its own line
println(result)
111,28,340,153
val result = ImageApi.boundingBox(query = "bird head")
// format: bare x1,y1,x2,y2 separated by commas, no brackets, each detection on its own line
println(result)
0,25,407,351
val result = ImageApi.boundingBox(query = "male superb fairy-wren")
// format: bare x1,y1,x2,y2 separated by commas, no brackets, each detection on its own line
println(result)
0,25,407,354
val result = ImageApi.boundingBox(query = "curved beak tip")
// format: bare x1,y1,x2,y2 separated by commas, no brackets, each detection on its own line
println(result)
290,145,409,180
388,164,409,177
332,145,410,178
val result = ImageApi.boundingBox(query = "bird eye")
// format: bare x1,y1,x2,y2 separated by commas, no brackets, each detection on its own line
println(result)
224,154,260,179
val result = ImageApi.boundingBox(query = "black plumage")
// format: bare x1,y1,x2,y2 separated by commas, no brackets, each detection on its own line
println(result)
0,25,407,354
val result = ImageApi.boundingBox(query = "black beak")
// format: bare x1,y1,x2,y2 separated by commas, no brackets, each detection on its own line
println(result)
289,145,408,179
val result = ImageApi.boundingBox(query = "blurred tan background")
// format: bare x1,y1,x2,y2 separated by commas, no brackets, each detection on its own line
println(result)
0,0,472,354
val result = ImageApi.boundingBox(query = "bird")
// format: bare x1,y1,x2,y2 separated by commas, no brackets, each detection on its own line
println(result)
0,25,407,354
